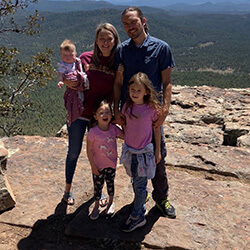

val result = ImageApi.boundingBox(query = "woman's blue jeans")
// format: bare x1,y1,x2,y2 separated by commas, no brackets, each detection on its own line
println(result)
65,119,89,184
131,154,147,218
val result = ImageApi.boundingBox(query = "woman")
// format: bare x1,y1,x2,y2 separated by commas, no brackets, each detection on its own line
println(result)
63,23,120,205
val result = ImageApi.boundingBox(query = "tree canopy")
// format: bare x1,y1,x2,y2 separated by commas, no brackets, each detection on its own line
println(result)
0,0,54,136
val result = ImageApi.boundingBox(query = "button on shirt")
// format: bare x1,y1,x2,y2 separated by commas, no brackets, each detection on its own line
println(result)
115,34,175,104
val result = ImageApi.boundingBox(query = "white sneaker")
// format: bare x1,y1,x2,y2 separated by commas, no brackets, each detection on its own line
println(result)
105,202,115,217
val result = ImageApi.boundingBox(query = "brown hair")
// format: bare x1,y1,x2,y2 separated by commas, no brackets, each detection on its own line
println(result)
121,6,149,33
60,39,76,53
92,23,120,69
125,72,161,118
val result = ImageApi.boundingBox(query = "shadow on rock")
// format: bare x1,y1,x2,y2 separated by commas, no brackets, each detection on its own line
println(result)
16,198,157,249
17,198,100,249
65,201,162,243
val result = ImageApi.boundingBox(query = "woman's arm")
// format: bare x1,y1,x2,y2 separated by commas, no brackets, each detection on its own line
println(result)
113,68,125,125
86,139,99,175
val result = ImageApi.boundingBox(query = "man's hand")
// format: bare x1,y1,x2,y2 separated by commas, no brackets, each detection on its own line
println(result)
153,108,169,128
155,149,162,164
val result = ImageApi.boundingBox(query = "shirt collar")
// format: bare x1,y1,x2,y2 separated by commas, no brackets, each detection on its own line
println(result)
128,33,151,48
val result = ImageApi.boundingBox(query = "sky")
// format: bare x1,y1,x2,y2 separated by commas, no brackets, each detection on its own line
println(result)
52,0,250,3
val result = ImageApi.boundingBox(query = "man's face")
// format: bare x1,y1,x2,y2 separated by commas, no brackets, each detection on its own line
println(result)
122,11,146,40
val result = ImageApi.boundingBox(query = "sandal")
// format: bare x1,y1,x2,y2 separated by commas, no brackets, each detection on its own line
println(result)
99,193,108,207
63,191,75,205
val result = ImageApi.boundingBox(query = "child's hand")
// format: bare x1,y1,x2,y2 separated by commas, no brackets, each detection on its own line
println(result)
57,81,64,88
155,150,161,164
92,165,100,176
114,111,126,126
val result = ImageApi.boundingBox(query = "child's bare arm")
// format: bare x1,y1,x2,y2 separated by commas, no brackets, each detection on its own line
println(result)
87,140,99,175
57,72,64,88
153,126,161,164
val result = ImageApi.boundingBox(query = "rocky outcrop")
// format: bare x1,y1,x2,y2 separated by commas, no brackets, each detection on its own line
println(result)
0,141,16,212
0,85,249,249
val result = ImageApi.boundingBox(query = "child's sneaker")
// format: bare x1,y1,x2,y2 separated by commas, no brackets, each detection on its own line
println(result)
90,207,100,220
121,214,146,232
105,202,115,218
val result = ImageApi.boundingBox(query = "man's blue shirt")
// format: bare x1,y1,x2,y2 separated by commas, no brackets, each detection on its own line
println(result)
115,34,175,104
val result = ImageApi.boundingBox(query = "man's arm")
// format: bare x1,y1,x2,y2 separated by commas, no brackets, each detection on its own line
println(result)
154,67,172,128
153,126,161,164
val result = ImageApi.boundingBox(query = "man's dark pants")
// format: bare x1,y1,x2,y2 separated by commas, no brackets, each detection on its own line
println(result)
151,126,169,203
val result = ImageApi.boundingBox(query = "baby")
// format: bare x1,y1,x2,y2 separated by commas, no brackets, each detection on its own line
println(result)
57,39,89,126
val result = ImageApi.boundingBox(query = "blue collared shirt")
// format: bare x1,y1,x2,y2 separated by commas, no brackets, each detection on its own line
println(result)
115,34,175,104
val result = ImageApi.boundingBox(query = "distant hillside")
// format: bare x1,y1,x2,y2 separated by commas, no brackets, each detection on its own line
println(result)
4,9,249,77
26,0,250,14
1,8,250,136
27,0,118,12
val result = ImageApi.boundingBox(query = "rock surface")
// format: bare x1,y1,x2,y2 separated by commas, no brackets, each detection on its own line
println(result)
0,85,249,249
0,141,16,212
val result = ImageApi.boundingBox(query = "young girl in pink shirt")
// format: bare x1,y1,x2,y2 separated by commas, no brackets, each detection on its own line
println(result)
120,72,162,232
87,100,124,220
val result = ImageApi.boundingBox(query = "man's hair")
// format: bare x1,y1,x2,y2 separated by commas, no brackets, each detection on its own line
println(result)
60,39,76,53
121,6,149,33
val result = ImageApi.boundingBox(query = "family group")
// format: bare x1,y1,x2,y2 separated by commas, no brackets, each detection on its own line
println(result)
57,6,176,233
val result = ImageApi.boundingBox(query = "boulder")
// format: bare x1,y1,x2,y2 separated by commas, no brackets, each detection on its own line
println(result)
0,141,16,212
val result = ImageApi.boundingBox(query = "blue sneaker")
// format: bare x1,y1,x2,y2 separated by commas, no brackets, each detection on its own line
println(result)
121,214,146,232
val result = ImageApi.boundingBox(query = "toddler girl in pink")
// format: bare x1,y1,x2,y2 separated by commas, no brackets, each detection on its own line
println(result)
87,100,124,220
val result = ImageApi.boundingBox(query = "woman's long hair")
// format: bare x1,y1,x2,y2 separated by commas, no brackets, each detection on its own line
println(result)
125,72,162,119
92,23,120,69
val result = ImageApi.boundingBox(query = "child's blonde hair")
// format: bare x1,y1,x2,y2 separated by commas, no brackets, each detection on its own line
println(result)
125,72,162,118
60,39,76,53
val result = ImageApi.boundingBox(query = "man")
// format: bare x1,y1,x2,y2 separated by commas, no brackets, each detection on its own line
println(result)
114,6,176,225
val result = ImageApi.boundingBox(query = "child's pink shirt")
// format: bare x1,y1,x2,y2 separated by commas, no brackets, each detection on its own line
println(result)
87,123,123,170
122,103,158,149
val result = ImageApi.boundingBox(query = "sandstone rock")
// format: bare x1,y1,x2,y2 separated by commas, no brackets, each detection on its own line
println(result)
0,141,16,212
56,124,68,138
223,122,249,146
237,133,250,147
164,123,223,145
0,176,16,212
0,135,249,249
0,85,250,249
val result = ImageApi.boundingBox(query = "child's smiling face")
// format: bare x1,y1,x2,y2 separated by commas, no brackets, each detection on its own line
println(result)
94,104,112,127
61,49,76,64
129,82,148,105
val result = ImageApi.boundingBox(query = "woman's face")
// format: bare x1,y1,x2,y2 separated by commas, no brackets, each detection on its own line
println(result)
96,29,115,57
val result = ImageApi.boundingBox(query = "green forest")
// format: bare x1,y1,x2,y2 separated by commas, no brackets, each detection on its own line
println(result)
1,8,250,136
